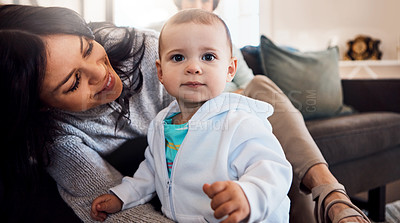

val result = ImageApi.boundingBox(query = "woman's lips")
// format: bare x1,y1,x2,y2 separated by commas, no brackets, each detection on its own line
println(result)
95,72,115,97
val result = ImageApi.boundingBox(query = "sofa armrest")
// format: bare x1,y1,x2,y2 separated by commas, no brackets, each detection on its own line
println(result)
342,79,400,113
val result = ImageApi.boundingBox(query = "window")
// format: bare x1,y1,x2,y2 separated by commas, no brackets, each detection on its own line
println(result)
2,0,260,47
114,0,259,47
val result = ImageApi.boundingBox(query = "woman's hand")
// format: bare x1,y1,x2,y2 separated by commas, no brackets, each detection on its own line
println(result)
203,181,250,223
90,194,123,222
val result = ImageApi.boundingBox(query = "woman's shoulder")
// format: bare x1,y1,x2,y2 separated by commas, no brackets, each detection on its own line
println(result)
133,28,159,56
134,27,159,40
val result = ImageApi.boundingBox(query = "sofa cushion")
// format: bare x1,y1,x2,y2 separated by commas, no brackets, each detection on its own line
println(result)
306,112,400,166
240,45,264,75
259,35,352,120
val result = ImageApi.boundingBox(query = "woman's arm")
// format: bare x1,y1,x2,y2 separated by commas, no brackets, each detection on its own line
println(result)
47,135,171,222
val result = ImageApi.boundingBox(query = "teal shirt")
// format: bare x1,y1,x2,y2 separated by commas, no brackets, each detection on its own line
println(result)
164,113,188,177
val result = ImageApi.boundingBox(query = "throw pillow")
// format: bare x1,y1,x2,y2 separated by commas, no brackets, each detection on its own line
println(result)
259,35,352,120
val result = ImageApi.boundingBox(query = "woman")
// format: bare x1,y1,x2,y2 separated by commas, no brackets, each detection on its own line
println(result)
1,4,172,222
0,4,369,223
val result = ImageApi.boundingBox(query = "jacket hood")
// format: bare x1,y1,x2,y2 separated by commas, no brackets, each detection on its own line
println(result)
158,93,274,124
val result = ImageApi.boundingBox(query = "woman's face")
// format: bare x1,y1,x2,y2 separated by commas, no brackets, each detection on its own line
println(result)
40,35,123,112
181,0,214,12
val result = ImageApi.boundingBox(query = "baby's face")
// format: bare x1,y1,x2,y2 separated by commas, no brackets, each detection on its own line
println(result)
156,22,236,105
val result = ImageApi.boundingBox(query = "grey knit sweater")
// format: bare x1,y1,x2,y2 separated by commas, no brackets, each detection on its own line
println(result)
47,27,173,222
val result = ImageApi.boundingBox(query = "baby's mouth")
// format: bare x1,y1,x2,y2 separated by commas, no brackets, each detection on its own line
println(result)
182,81,205,87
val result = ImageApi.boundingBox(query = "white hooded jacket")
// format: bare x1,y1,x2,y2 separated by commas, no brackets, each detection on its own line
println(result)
111,93,292,223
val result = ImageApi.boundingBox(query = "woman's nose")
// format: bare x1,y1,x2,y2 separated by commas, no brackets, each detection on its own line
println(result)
85,61,106,85
185,61,202,75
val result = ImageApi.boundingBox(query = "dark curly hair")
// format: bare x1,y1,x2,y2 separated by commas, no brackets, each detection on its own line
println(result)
0,29,50,220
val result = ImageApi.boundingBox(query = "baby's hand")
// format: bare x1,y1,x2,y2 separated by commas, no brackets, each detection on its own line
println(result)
203,181,250,223
90,194,123,222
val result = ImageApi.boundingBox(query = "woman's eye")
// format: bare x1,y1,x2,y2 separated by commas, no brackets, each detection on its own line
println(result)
202,53,216,61
68,72,81,93
171,54,184,62
84,40,93,58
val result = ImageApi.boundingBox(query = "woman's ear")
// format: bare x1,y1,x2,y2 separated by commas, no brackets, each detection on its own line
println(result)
226,57,237,82
156,59,163,84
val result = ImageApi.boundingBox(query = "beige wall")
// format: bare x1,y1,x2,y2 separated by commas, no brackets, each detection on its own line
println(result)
3,0,399,60
260,0,400,60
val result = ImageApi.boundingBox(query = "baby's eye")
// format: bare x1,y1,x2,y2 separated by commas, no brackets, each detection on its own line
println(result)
202,53,216,61
171,54,185,62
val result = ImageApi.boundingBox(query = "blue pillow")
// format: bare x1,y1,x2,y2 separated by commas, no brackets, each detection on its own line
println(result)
259,35,352,120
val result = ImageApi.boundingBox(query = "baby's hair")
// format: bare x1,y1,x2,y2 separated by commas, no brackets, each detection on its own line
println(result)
158,8,232,58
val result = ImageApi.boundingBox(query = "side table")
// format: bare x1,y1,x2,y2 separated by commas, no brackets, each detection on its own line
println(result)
339,60,400,113
339,60,400,221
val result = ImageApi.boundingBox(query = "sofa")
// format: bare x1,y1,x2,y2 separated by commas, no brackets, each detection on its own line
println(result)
241,43,400,222
2,43,400,223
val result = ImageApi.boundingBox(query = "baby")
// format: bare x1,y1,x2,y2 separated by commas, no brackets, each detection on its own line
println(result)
91,8,292,223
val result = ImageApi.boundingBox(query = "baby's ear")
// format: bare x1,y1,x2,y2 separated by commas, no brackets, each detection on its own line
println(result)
226,57,237,82
156,59,163,84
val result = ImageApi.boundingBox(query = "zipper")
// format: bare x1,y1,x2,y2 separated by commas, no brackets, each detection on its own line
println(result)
167,179,177,221
162,124,177,221
164,119,190,221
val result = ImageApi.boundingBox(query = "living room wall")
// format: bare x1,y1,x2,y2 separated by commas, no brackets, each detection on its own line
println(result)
4,0,399,60
260,0,400,60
